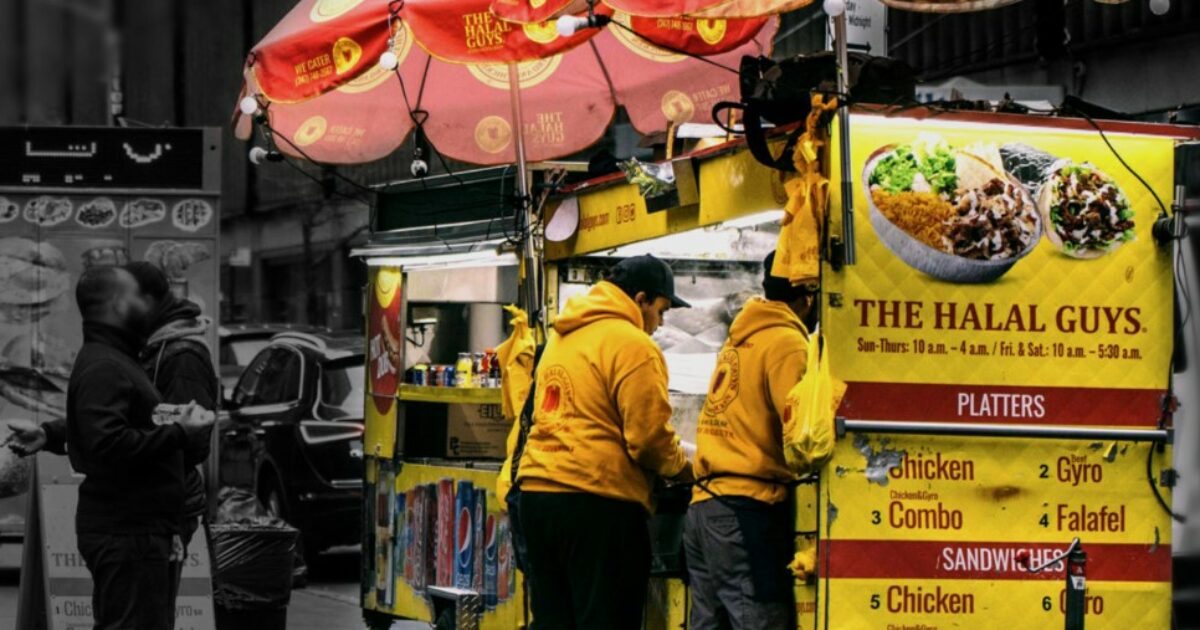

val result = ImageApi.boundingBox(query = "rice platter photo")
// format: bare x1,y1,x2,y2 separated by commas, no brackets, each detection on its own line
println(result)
864,134,1041,284
1037,162,1133,259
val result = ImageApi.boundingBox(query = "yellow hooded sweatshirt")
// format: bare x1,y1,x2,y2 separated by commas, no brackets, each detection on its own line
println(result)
515,281,689,512
692,297,809,505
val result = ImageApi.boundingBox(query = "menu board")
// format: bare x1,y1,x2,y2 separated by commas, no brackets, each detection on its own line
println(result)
826,115,1183,428
818,434,1172,629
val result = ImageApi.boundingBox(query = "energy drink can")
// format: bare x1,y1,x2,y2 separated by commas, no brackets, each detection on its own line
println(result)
484,514,498,609
436,479,454,586
472,489,485,592
454,481,474,589
497,515,511,602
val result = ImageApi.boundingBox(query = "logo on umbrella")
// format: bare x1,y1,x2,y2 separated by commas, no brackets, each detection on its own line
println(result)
611,12,685,63
310,0,364,23
332,37,363,75
661,90,695,122
468,58,562,91
340,23,413,94
294,115,329,147
474,116,513,154
697,19,727,45
522,21,559,45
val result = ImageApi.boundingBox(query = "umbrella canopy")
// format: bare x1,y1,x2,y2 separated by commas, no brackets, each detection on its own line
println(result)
493,0,813,20
236,0,775,165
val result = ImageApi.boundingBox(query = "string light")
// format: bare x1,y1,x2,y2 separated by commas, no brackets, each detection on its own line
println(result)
823,0,846,17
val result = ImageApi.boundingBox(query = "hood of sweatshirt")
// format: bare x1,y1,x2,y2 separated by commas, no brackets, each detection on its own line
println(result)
727,297,807,346
553,281,643,336
146,297,211,348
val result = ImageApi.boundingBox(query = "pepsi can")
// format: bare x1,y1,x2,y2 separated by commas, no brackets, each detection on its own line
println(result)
472,489,485,592
394,493,407,582
484,513,498,609
442,365,456,388
425,483,438,590
453,481,475,589
497,515,511,602
436,479,454,586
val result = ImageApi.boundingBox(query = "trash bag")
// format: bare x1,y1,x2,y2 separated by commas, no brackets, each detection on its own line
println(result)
210,487,300,610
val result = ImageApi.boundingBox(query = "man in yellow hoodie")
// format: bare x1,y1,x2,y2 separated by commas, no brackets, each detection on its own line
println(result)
516,254,693,629
684,251,816,629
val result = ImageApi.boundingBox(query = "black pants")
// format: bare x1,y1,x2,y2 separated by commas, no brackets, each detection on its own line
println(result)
78,533,175,630
167,516,203,618
519,491,651,630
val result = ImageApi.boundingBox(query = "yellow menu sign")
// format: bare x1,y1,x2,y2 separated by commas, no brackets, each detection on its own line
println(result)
824,114,1188,428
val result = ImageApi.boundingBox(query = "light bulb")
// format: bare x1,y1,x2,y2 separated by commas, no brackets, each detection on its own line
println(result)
823,0,845,17
248,146,269,165
1149,0,1169,15
556,15,585,37
378,50,398,70
239,96,259,116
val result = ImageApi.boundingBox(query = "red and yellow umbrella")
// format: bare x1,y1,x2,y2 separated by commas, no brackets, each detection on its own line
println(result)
235,0,775,165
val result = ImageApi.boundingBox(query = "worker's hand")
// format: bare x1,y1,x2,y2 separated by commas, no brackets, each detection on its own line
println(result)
176,401,215,437
5,419,47,457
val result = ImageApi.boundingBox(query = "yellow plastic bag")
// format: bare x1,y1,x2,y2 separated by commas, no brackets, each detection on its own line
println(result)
495,306,536,507
782,327,846,475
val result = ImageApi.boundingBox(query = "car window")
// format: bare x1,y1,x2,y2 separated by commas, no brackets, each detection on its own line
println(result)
233,346,303,407
318,359,365,421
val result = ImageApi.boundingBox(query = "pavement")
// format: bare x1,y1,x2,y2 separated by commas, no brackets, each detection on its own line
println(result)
0,544,428,630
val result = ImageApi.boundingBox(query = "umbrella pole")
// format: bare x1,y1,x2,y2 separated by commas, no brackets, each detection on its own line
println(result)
833,12,855,265
508,63,544,335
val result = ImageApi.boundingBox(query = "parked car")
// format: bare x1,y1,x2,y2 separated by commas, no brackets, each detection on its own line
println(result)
217,324,332,402
220,331,364,558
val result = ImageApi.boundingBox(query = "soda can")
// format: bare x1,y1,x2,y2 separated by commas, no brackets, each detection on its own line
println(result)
443,365,456,388
404,489,416,586
400,489,410,583
484,514,498,609
454,481,474,589
472,489,485,592
497,515,511,602
425,484,438,590
436,479,454,586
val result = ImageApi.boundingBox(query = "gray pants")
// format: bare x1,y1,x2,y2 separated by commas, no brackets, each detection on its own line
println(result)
684,498,793,630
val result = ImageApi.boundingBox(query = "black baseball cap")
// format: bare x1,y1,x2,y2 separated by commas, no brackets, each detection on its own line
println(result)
609,254,691,308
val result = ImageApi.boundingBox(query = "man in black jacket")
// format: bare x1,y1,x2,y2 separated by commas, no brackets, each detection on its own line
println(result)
67,266,213,630
7,263,218,625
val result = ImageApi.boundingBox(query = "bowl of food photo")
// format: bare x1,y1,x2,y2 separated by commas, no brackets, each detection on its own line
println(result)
863,135,1041,284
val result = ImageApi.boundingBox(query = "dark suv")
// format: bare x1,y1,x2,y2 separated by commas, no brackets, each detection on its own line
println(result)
221,331,364,556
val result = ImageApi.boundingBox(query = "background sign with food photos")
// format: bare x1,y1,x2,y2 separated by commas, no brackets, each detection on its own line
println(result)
0,127,220,577
826,115,1183,428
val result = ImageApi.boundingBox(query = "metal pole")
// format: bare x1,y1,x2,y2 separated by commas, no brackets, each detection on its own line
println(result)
507,63,543,334
833,13,855,265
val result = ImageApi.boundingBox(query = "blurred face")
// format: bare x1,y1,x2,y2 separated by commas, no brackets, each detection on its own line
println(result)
111,269,151,334
635,293,672,335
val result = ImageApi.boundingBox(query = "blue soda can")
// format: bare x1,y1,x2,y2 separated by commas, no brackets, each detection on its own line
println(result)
453,481,474,589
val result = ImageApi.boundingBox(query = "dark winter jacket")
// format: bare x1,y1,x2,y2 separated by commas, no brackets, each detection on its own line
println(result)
66,321,186,535
45,298,217,519
141,297,217,519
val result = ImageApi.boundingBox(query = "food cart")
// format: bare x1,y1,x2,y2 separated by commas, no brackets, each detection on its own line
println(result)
358,107,1197,629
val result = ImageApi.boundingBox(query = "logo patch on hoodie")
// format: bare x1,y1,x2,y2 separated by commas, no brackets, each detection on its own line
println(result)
703,348,741,415
536,365,576,434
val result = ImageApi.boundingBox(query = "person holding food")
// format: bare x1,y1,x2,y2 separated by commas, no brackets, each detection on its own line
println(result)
684,251,815,630
514,254,694,629
67,266,212,630
6,262,218,626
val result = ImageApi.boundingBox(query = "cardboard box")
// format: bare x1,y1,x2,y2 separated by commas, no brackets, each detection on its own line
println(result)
445,403,508,459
